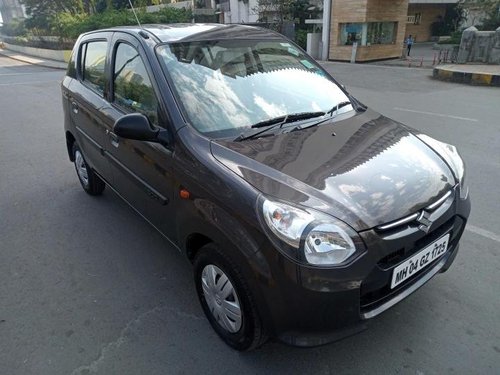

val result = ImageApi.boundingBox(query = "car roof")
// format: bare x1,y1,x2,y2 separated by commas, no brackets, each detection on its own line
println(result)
85,23,283,43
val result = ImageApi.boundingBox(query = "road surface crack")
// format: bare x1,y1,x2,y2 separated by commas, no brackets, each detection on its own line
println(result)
70,305,203,374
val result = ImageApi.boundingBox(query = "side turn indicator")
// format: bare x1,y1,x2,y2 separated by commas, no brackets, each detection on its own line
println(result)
179,189,190,200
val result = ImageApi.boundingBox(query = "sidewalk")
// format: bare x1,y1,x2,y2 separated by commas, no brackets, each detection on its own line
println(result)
0,47,67,69
433,64,500,86
340,42,499,87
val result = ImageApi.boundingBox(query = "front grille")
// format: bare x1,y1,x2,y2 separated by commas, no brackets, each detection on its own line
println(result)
375,189,454,233
377,216,456,270
360,215,465,314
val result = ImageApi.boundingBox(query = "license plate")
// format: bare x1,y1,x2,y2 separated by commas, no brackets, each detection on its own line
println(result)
391,234,450,289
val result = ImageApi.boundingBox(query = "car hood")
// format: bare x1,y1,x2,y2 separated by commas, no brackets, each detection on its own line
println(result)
210,109,455,231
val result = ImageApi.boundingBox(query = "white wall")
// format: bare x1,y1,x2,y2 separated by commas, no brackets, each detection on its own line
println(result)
4,42,71,62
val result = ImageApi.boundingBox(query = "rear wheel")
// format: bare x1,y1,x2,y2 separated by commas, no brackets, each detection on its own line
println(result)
193,243,267,351
72,143,105,196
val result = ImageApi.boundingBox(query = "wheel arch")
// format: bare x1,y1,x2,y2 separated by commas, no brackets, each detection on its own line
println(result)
66,131,76,162
185,232,213,263
176,200,272,282
180,213,275,340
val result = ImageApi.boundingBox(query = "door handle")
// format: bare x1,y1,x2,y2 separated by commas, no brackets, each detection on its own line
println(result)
71,101,79,114
109,131,119,148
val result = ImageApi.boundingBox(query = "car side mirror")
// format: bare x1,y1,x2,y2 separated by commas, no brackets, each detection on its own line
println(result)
114,113,171,147
114,113,159,141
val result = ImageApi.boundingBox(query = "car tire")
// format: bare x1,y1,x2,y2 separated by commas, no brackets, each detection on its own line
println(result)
72,143,105,196
193,243,267,351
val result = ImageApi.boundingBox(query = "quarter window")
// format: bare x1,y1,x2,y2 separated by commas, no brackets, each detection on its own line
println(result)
113,43,158,125
82,41,107,95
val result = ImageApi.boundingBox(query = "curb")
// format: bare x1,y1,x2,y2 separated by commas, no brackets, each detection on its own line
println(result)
433,67,500,86
0,49,67,70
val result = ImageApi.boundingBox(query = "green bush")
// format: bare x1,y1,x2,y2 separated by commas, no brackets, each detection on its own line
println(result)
13,8,192,40
295,29,307,49
478,15,500,31
437,30,463,45
51,8,192,39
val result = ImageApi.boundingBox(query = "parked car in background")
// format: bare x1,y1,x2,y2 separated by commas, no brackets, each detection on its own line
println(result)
62,24,471,350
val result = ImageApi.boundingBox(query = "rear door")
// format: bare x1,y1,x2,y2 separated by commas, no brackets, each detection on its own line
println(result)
69,33,113,183
100,32,177,241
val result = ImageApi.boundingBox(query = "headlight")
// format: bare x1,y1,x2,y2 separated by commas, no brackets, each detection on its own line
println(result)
417,134,468,199
304,223,356,265
260,198,363,266
262,199,313,248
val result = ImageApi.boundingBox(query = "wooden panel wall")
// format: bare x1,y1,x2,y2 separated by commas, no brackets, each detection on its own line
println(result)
329,0,409,61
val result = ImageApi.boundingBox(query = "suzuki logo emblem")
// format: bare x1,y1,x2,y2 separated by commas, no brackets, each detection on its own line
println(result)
417,211,433,233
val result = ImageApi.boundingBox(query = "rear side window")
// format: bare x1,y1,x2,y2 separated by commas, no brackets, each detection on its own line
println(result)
81,41,108,95
113,43,158,125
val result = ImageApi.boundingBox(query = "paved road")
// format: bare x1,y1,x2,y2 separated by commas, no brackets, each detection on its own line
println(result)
0,56,499,375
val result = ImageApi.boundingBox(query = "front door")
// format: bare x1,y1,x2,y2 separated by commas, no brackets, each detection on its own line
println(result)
101,33,177,242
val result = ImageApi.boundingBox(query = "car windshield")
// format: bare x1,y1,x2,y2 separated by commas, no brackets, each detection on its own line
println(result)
156,39,352,138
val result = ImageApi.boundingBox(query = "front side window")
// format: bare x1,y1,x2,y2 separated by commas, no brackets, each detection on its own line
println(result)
113,43,158,125
82,41,107,95
157,40,351,138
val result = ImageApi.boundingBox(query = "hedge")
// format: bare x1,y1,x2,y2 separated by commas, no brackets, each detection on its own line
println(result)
1,7,192,40
52,8,192,39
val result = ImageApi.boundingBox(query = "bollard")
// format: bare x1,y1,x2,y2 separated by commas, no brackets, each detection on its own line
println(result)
350,42,358,64
420,57,423,67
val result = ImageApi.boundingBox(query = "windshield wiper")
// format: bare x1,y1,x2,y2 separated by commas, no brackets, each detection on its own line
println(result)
348,94,367,112
326,101,352,117
289,101,352,133
234,111,325,141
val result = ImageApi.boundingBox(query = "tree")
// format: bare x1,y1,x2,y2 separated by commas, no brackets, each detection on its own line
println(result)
431,3,465,36
20,0,89,29
20,0,86,16
292,0,321,28
254,0,294,32
460,0,500,29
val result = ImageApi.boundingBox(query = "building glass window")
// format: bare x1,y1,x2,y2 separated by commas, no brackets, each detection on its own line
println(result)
340,23,364,45
339,22,397,46
367,22,397,45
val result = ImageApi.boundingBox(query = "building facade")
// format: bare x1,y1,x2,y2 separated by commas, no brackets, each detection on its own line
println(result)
406,0,459,42
222,0,259,24
328,0,410,61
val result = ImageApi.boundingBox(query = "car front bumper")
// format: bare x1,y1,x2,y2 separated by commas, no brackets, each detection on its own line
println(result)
254,188,471,347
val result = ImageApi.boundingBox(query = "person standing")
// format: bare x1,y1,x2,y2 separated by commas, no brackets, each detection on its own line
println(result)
406,35,414,57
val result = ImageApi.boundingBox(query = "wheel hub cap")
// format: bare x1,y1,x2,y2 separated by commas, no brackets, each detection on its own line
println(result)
201,264,242,333
75,150,89,187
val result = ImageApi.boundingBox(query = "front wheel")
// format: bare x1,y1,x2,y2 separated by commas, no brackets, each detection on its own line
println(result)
193,244,267,351
72,143,105,196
